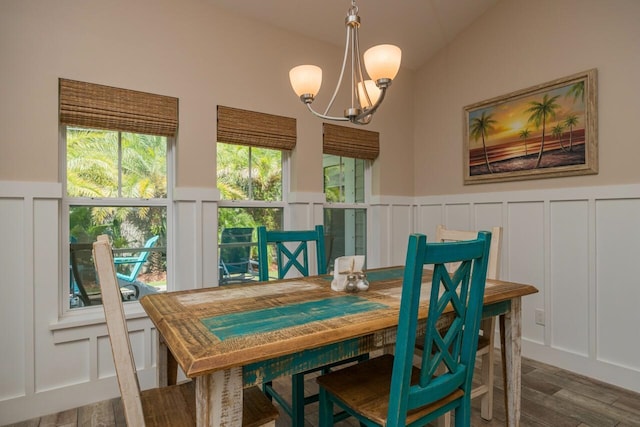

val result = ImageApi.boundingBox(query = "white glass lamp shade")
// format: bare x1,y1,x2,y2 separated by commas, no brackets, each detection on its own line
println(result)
363,44,402,82
289,65,322,97
357,80,381,107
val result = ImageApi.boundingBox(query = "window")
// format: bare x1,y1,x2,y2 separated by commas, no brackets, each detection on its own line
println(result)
216,106,295,285
322,123,378,271
217,144,286,284
59,79,177,310
323,155,368,270
65,128,171,309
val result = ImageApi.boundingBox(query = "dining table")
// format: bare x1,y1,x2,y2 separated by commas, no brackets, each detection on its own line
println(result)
140,266,537,427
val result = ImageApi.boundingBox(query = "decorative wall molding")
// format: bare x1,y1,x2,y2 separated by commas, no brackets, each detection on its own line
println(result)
173,186,220,202
369,194,414,206
0,180,62,198
288,191,326,204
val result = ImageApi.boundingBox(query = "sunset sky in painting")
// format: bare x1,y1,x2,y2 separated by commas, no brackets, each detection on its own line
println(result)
467,82,586,150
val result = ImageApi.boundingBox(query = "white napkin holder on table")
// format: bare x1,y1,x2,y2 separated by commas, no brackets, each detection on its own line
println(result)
331,255,366,292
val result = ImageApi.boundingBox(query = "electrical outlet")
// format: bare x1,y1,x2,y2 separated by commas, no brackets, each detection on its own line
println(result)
535,309,545,326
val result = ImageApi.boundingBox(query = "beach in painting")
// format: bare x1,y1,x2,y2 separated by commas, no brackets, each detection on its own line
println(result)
469,128,585,175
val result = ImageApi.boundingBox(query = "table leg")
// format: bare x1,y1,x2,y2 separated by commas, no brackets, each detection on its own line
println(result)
196,367,243,427
502,297,522,427
157,335,168,387
157,335,178,386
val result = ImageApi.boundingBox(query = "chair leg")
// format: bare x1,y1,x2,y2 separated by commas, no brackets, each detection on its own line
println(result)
480,316,496,420
291,373,306,427
453,397,472,427
318,387,334,427
435,411,452,427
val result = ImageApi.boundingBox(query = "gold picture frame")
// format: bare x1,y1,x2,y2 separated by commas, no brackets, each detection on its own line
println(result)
463,69,598,184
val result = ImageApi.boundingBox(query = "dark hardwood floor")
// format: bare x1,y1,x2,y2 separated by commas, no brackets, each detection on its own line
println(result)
4,354,640,426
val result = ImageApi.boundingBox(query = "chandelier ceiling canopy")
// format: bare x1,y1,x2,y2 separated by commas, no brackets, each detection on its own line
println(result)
289,0,402,125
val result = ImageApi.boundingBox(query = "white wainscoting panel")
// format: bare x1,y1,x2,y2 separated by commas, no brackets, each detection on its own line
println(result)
595,198,640,371
444,203,472,231
33,198,62,392
475,203,504,234
97,335,116,379
415,203,444,239
367,204,385,268
0,198,27,400
389,204,414,266
508,201,546,345
550,200,589,357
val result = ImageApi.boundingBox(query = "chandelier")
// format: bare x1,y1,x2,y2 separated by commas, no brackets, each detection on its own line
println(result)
288,0,402,125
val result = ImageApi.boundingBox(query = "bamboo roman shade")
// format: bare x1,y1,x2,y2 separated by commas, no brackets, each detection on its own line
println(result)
323,123,379,160
217,105,296,151
59,78,179,137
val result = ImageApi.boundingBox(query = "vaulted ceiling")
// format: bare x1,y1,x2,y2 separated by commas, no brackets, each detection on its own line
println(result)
210,0,499,70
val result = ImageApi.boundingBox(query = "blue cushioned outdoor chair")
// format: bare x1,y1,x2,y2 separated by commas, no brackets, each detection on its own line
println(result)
113,235,159,298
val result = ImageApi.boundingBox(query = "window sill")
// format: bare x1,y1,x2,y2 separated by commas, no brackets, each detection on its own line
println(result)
49,301,149,332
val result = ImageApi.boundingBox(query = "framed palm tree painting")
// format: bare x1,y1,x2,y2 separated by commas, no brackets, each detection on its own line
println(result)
463,69,597,184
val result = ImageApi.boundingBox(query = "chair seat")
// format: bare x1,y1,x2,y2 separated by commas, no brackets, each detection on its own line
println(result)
139,382,278,427
316,354,464,426
242,386,281,427
140,382,195,426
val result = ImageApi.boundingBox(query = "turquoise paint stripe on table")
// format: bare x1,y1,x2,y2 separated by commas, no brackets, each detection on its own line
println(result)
320,267,404,283
201,295,388,341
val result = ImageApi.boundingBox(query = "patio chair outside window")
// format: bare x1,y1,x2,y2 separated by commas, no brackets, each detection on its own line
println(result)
219,227,257,285
114,235,160,283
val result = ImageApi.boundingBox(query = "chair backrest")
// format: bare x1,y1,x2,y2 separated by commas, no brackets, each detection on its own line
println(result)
388,232,491,426
117,235,160,282
435,225,502,280
257,225,327,281
93,235,146,426
219,227,254,274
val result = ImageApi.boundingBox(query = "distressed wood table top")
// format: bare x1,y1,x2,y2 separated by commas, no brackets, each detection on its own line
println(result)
140,267,537,379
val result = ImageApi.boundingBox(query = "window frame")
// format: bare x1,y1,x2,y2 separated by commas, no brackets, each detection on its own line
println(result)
60,125,175,314
323,154,371,269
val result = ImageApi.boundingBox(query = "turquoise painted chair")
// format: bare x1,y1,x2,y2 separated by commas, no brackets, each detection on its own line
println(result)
316,231,492,427
257,225,363,426
257,225,326,282
114,235,159,283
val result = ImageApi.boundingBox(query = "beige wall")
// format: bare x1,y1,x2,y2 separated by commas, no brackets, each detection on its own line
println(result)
414,0,640,195
0,0,415,196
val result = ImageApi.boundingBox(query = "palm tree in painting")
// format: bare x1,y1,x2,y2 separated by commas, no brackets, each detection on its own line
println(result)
525,94,561,168
519,128,531,156
564,114,579,151
566,81,585,103
552,124,566,151
470,111,497,173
